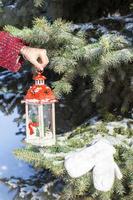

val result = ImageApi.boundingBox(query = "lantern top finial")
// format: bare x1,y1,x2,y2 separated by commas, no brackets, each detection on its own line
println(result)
24,71,57,103
33,72,46,81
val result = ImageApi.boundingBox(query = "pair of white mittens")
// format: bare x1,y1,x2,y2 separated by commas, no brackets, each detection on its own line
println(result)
64,139,122,192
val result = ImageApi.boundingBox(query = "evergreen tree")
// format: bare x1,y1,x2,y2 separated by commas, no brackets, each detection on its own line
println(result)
0,0,47,27
1,12,133,200
4,17,133,114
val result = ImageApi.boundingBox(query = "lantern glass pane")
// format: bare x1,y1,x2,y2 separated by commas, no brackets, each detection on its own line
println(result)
43,104,52,136
28,104,40,137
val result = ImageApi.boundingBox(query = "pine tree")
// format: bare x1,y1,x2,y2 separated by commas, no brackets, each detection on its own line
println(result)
1,16,132,199
4,17,133,107
0,0,47,28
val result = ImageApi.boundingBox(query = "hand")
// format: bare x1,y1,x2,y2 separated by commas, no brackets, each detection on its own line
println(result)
20,46,49,71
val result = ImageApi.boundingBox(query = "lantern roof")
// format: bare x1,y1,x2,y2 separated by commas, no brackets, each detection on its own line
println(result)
24,72,57,104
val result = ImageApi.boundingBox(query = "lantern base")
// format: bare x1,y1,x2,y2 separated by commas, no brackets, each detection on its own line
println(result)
25,138,56,147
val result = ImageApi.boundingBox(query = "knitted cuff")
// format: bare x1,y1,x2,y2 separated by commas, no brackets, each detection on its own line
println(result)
0,31,28,72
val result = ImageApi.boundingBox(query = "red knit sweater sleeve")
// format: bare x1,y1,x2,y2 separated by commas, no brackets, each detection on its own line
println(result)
0,31,27,72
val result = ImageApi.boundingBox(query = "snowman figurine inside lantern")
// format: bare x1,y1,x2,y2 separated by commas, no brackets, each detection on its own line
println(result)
22,71,57,147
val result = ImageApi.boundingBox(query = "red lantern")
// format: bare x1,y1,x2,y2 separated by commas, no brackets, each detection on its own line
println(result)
22,72,57,146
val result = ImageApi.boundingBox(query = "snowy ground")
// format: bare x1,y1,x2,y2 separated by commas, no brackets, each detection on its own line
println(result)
0,110,35,200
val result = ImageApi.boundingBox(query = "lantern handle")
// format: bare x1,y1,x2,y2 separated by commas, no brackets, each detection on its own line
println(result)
36,69,43,74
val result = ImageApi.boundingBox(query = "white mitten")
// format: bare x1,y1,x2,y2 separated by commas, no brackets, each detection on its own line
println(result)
64,139,114,178
65,145,97,178
93,156,115,192
114,162,123,180
93,144,122,192
64,138,122,190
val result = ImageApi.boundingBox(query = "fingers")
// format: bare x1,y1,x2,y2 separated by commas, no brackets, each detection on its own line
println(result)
114,162,122,180
35,49,49,70
31,59,44,71
39,51,49,67
20,47,49,71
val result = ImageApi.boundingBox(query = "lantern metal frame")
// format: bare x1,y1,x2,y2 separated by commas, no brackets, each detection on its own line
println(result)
22,72,57,147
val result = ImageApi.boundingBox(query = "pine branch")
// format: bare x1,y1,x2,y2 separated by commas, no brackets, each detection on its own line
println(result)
14,148,65,176
5,18,133,101
33,0,45,7
13,121,133,200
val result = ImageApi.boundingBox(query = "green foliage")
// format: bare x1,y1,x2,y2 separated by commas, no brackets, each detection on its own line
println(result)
3,16,133,198
130,3,133,11
33,0,44,7
4,18,133,103
113,127,132,138
14,148,65,176
14,121,133,199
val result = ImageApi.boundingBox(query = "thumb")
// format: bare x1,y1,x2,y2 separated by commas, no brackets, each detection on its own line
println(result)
114,162,123,180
